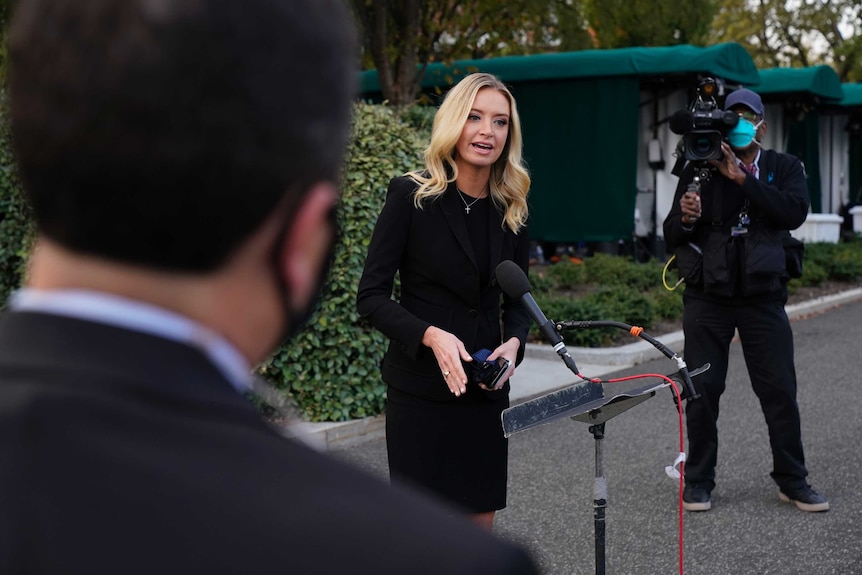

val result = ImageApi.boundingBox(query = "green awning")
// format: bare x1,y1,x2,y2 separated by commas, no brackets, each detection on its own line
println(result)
751,67,843,215
359,43,759,96
357,44,759,245
838,84,862,107
752,66,844,101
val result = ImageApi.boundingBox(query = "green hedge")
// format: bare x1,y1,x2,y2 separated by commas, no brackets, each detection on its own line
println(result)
530,255,683,347
0,101,33,308
800,239,862,284
530,242,862,349
257,102,428,422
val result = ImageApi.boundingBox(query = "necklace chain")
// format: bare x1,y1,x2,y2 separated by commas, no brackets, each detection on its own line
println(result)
457,188,485,214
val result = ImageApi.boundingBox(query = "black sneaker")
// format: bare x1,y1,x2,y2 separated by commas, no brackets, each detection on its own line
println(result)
683,485,711,512
779,484,830,512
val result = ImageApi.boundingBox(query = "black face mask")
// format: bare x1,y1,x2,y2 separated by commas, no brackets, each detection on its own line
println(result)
270,205,338,344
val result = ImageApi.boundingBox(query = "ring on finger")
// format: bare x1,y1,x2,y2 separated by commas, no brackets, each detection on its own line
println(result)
443,370,450,378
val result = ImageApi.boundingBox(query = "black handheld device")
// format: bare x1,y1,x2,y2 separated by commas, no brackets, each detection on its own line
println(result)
470,348,510,390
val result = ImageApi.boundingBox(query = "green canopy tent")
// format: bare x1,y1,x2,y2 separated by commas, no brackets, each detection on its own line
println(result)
358,44,758,245
359,43,759,94
751,66,844,213
752,65,844,100
828,84,862,209
838,84,862,107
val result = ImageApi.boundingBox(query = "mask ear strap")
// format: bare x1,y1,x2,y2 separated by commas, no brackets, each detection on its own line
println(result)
752,119,764,146
276,204,339,341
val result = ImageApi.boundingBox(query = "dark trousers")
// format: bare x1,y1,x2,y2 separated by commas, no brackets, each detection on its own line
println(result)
682,295,808,491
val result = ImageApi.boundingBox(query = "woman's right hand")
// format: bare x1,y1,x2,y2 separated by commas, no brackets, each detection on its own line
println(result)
422,326,472,397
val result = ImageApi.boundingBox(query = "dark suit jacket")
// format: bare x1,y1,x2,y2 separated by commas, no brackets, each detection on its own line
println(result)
664,149,809,245
357,176,531,400
0,310,538,574
663,149,810,299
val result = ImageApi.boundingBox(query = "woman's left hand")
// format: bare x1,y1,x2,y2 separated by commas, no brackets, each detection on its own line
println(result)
422,326,473,396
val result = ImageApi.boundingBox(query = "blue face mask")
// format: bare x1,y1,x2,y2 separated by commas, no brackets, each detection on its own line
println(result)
727,117,762,149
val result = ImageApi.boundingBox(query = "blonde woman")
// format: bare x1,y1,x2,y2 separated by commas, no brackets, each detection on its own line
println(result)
357,73,531,529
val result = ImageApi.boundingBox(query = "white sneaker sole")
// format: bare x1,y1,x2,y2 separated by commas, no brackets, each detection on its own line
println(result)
682,499,711,512
778,491,830,512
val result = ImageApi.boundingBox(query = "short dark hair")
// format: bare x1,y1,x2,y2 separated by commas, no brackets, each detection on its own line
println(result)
8,0,356,272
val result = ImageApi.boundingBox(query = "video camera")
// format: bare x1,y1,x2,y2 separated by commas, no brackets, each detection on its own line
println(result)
669,77,739,162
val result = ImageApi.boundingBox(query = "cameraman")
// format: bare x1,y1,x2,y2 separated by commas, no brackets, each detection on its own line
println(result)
663,88,828,513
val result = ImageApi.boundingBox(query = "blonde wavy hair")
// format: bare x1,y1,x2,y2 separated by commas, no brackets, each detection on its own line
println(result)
408,73,530,233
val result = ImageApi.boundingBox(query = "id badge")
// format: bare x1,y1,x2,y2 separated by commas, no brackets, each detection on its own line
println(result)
731,225,748,237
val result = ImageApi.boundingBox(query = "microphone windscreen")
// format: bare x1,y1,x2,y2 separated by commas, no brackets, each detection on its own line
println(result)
495,260,530,298
668,109,694,135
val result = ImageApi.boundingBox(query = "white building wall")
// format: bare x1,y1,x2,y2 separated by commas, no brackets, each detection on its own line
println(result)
761,103,784,153
635,88,689,242
820,115,849,214
764,105,847,216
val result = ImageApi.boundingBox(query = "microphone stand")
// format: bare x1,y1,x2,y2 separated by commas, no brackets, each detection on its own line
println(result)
577,383,659,575
501,319,708,575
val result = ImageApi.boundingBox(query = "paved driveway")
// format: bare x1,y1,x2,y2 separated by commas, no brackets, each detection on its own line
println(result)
333,297,862,575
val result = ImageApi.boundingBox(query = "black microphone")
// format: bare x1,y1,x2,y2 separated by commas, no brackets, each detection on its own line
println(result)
495,260,580,376
668,109,694,135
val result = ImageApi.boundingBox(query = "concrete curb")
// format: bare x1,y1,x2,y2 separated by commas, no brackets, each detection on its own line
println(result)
523,331,685,366
785,286,862,319
283,287,862,450
282,414,385,452
523,286,862,365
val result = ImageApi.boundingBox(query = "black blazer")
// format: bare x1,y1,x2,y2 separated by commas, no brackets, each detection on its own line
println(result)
0,311,538,574
357,176,531,401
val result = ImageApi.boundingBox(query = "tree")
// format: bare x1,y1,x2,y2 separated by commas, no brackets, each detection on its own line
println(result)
582,0,719,48
708,0,862,82
437,0,593,59
350,0,424,107
349,0,591,106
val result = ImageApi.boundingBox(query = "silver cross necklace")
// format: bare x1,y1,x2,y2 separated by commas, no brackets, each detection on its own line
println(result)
457,189,484,214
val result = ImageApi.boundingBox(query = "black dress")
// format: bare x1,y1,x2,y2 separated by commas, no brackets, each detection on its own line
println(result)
385,195,510,513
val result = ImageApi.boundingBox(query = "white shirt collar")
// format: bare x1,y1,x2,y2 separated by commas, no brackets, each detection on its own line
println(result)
8,288,252,393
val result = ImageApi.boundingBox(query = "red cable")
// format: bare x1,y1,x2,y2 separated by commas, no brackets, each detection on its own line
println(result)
599,372,686,575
